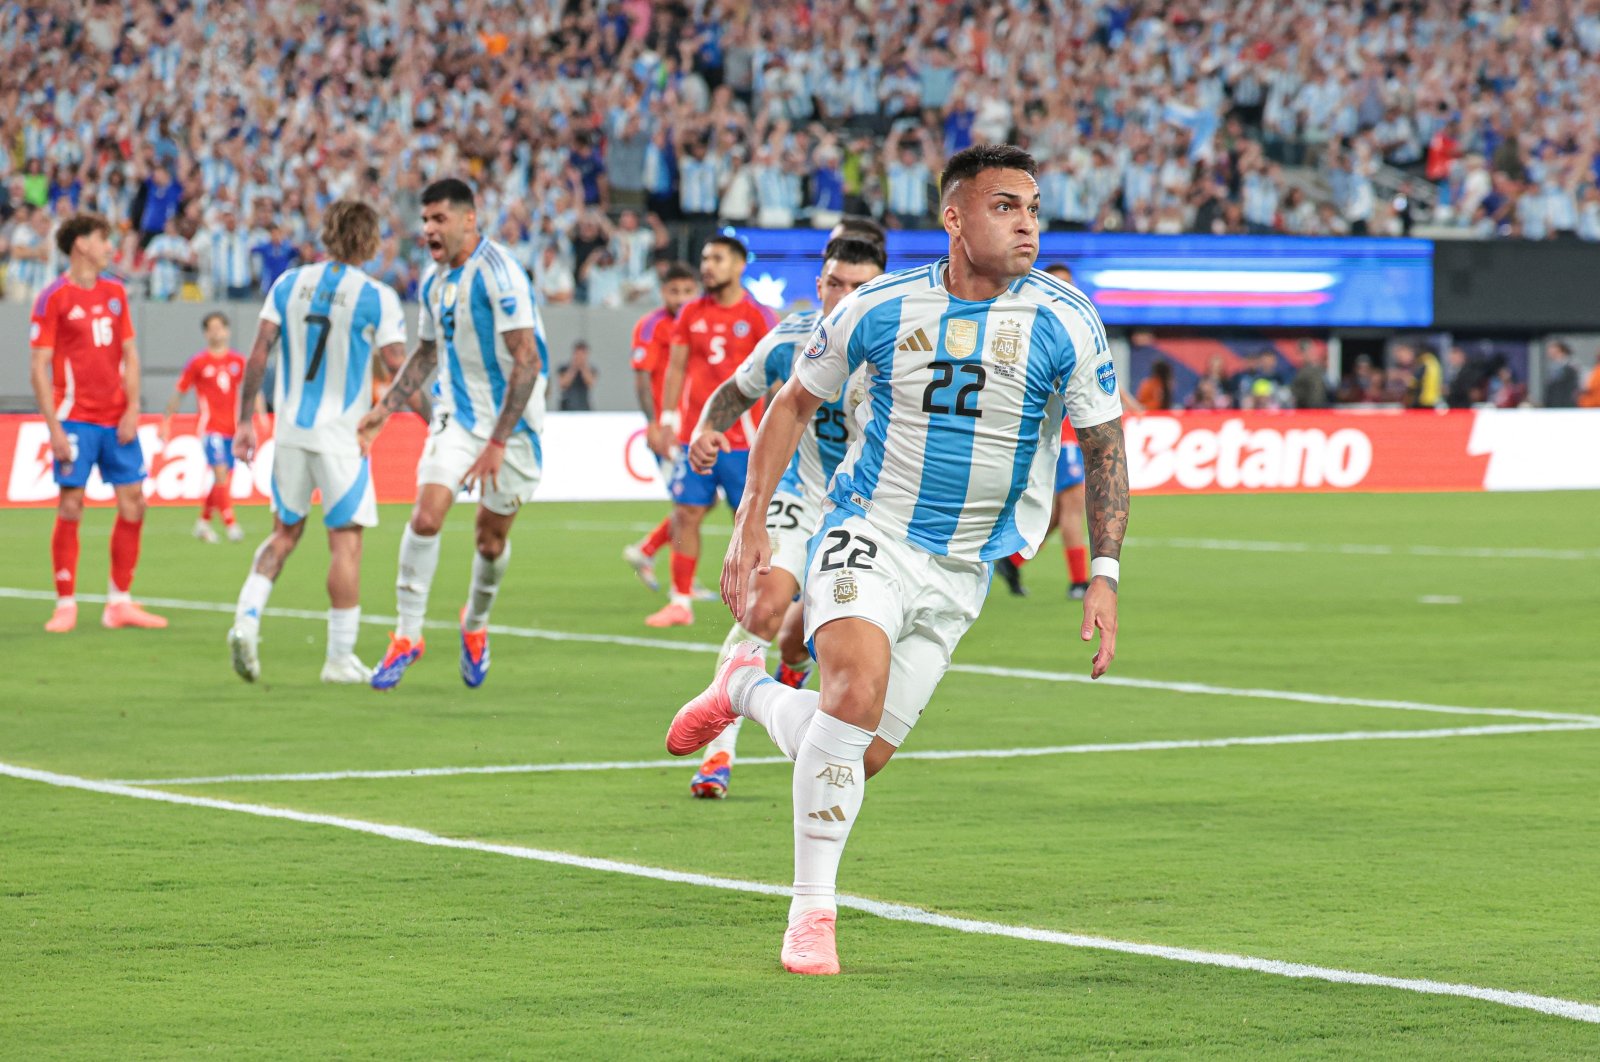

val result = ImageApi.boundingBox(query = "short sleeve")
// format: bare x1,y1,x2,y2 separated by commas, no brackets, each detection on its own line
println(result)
629,316,655,371
375,283,407,347
28,288,58,349
485,250,536,334
1056,300,1121,430
416,273,437,342
258,270,291,326
668,310,690,348
176,357,198,393
115,285,136,341
731,339,777,400
793,300,862,403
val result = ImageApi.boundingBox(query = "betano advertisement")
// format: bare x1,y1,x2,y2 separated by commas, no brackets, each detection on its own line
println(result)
1,410,1596,507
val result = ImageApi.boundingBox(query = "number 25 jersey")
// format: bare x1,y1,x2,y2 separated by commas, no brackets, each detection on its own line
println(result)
793,259,1121,564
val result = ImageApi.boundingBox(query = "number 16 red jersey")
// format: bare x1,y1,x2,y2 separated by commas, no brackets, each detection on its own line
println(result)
668,292,778,448
30,275,136,427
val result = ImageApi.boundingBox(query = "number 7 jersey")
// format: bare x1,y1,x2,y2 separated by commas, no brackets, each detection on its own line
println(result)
793,259,1121,563
260,260,406,455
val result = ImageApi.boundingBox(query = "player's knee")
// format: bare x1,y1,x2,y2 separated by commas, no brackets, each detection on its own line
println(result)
57,495,84,521
822,673,888,730
118,493,147,522
410,511,444,537
475,532,507,560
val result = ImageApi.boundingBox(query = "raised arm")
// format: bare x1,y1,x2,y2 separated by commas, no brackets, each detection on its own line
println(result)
1074,416,1130,678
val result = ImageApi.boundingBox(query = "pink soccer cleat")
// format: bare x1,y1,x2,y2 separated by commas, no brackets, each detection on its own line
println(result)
780,909,840,975
44,601,78,633
645,601,694,628
102,600,168,629
665,641,766,756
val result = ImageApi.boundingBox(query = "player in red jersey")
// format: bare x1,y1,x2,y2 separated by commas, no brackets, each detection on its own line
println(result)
645,235,778,627
161,312,252,544
28,213,166,632
621,261,700,592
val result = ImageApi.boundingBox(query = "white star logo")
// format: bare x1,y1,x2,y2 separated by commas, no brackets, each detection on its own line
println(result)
745,273,787,309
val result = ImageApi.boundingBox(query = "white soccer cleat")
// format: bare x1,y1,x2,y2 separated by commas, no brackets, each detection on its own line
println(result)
228,624,261,682
225,522,246,542
622,543,659,591
321,654,373,684
193,518,219,544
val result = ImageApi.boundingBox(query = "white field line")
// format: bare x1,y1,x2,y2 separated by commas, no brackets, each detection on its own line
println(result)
112,722,1600,787
559,522,1600,562
3,761,1596,1026
4,586,1595,725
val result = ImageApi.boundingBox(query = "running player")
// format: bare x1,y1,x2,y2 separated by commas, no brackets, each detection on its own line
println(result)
666,146,1130,975
359,178,549,690
162,312,250,544
645,235,778,628
227,200,407,683
30,212,167,633
680,235,886,799
622,261,699,591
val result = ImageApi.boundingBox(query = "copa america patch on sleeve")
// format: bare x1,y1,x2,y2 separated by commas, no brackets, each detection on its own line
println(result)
500,296,517,315
803,324,828,359
1096,361,1117,395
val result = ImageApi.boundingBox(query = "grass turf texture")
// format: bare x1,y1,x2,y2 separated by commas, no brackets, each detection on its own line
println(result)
2,492,1597,1059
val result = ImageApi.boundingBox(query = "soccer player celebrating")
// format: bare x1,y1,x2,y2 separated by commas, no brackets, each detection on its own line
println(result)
29,212,167,632
667,146,1129,974
622,261,700,591
359,179,549,690
679,236,886,799
162,312,250,544
227,200,407,683
645,236,778,628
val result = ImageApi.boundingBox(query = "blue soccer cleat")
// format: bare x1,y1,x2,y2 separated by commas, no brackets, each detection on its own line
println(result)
371,633,425,690
459,606,490,688
689,751,732,799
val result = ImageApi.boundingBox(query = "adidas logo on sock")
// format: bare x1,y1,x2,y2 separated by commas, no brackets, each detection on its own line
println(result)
895,329,934,352
807,805,847,822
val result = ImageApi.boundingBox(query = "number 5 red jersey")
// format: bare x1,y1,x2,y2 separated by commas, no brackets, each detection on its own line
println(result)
668,292,779,447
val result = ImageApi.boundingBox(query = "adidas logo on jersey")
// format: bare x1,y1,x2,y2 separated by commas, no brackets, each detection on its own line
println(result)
67,306,87,321
896,329,933,352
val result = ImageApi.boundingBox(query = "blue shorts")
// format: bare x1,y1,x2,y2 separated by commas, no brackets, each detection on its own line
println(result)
54,420,147,489
203,432,236,470
1055,442,1085,492
670,444,748,509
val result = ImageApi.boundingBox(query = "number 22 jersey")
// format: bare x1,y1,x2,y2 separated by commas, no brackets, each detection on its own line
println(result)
793,259,1121,563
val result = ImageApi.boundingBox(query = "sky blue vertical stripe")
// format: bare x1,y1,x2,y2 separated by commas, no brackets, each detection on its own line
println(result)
294,263,346,430
272,270,295,411
829,297,903,512
441,268,475,432
470,272,507,412
909,305,987,553
322,458,371,527
344,282,380,411
982,309,1061,559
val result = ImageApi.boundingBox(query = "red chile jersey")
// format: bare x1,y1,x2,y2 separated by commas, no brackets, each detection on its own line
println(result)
178,349,248,436
668,292,778,447
629,306,677,417
31,274,136,426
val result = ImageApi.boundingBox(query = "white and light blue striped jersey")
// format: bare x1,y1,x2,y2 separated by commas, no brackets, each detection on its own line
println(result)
731,308,862,502
259,260,406,456
794,259,1121,563
416,237,549,453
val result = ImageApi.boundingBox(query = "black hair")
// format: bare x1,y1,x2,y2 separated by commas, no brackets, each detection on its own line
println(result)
703,234,749,262
939,144,1038,205
1042,262,1074,281
822,236,887,272
201,312,230,331
55,212,111,258
661,261,697,284
420,178,476,209
834,214,886,246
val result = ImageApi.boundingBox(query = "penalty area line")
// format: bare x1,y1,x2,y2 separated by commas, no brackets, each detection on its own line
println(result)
2,760,1596,1026
110,721,1600,787
2,586,1592,725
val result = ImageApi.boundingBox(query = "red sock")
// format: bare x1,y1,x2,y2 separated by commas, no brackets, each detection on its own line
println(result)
111,516,142,594
670,552,697,597
1008,551,1027,568
201,483,216,521
216,482,236,525
51,516,80,598
1066,545,1090,585
640,516,672,558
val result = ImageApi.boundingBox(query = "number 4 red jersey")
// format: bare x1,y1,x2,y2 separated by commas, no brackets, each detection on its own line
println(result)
30,274,136,427
669,292,778,447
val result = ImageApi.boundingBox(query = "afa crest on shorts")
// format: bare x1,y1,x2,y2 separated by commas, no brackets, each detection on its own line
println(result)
832,571,858,604
1096,361,1117,396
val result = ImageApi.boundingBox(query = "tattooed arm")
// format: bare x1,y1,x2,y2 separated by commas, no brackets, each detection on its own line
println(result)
687,377,775,473
357,338,437,454
1074,416,1130,678
459,328,542,491
232,320,278,463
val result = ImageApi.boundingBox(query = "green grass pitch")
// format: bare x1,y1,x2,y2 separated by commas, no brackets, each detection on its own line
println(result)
2,491,1598,1059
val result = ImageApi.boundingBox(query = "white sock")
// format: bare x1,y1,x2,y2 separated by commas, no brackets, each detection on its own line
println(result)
107,587,131,605
327,606,360,659
670,591,693,609
731,671,819,761
234,571,273,628
395,526,441,640
702,626,769,763
464,544,510,629
790,712,873,921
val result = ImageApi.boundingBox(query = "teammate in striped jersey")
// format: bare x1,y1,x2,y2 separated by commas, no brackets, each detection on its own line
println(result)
667,146,1131,974
228,200,408,684
677,236,886,799
358,179,550,691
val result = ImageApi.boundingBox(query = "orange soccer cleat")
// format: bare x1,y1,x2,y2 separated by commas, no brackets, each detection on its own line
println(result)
44,600,78,633
644,601,694,628
101,600,168,629
780,909,840,976
665,641,765,756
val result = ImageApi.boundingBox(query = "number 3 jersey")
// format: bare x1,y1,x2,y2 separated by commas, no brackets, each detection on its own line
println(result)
260,260,406,455
794,259,1121,563
418,237,551,445
30,274,136,427
731,308,867,504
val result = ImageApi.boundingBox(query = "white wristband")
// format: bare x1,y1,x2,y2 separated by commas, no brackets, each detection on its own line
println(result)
1090,557,1120,586
659,411,680,432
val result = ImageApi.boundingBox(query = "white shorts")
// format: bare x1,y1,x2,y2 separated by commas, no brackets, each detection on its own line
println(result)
416,417,542,516
764,489,818,582
271,444,377,529
802,510,990,747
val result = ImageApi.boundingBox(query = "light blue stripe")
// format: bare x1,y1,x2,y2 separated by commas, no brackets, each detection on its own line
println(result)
322,458,371,528
827,297,903,512
270,469,304,526
765,339,797,387
1024,274,1107,356
909,307,987,554
441,268,475,432
470,272,508,414
982,310,1058,560
344,282,379,411
272,271,295,410
294,264,346,430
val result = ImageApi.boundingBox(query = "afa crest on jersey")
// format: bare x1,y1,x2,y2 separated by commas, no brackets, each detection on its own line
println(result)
1097,361,1117,395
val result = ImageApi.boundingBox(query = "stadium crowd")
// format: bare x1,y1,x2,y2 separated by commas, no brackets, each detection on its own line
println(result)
8,0,1600,306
